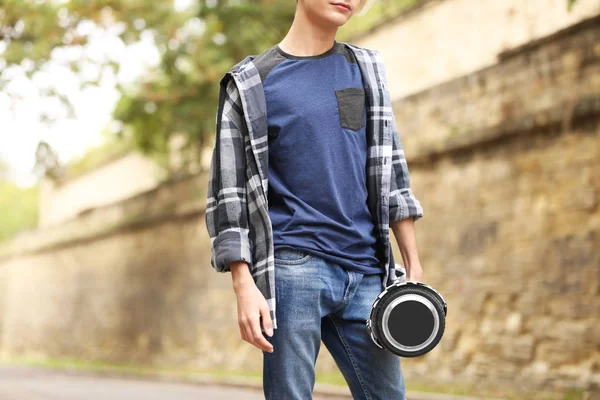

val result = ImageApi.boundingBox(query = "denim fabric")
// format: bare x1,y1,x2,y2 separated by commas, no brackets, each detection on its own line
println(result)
263,247,406,400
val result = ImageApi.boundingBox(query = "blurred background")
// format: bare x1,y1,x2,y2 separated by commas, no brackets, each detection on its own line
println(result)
0,0,599,399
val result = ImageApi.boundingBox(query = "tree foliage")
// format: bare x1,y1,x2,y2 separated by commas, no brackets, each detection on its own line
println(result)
111,1,298,162
3,0,576,173
33,141,64,181
0,160,39,241
568,0,577,10
1,0,296,172
0,181,39,242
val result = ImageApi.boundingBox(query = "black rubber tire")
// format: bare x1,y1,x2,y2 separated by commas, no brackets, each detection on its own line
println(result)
372,285,446,358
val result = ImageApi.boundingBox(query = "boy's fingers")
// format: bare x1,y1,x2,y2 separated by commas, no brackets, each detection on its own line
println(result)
251,316,273,352
239,317,250,342
260,304,274,336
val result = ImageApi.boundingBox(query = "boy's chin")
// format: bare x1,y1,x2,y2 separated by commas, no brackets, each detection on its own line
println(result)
322,12,352,27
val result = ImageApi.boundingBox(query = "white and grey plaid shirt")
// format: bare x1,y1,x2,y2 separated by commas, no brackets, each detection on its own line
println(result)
205,41,423,329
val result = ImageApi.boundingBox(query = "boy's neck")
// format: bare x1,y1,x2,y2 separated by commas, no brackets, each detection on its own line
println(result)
278,8,339,58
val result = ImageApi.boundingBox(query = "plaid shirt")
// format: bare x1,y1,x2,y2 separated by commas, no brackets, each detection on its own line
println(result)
205,41,423,330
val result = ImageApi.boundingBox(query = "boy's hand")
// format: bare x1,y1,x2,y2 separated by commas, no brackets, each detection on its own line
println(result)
406,262,423,282
231,262,274,353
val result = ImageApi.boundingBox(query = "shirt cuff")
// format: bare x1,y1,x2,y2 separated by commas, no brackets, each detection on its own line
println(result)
210,230,252,273
389,188,424,223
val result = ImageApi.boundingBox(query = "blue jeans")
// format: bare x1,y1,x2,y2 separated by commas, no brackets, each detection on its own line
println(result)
263,247,406,399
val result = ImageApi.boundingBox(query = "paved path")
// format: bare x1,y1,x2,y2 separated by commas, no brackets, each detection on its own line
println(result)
0,366,505,400
0,366,349,400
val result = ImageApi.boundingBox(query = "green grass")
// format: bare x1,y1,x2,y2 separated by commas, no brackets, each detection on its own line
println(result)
0,356,261,381
0,356,588,400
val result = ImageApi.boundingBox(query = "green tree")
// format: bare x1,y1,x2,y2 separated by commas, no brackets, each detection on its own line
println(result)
1,0,295,169
0,159,7,180
33,141,64,181
566,0,600,10
0,159,39,241
0,181,39,241
1,0,422,170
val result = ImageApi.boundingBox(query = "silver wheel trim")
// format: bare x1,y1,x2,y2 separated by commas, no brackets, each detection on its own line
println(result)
381,294,440,353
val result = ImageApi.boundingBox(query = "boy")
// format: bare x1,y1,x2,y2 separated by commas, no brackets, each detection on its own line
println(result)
206,0,424,398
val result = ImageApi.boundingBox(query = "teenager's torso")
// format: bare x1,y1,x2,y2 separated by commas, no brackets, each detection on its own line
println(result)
213,42,402,328
250,40,381,275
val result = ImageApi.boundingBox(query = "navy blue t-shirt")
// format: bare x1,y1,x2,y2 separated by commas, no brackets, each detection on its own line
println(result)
253,40,382,275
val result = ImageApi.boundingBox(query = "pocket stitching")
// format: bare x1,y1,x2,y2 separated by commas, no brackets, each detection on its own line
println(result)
335,87,365,131
273,252,313,265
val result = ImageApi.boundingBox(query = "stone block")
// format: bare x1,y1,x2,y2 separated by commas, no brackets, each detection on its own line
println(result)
502,335,535,364
505,312,523,334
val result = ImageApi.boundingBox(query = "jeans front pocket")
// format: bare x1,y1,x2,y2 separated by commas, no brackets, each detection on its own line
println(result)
335,87,366,131
274,247,313,265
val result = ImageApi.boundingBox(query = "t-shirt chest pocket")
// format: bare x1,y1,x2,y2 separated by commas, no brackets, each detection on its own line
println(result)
335,87,365,131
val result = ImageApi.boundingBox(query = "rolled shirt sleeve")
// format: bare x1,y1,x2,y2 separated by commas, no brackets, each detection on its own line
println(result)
205,75,253,273
375,51,424,224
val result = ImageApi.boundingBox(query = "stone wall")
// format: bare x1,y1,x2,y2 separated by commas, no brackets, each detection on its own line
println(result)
393,16,600,392
39,152,167,228
355,0,600,99
1,9,599,397
0,175,247,369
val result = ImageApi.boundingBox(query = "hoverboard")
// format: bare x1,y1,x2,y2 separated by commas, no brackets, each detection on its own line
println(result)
366,264,448,357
